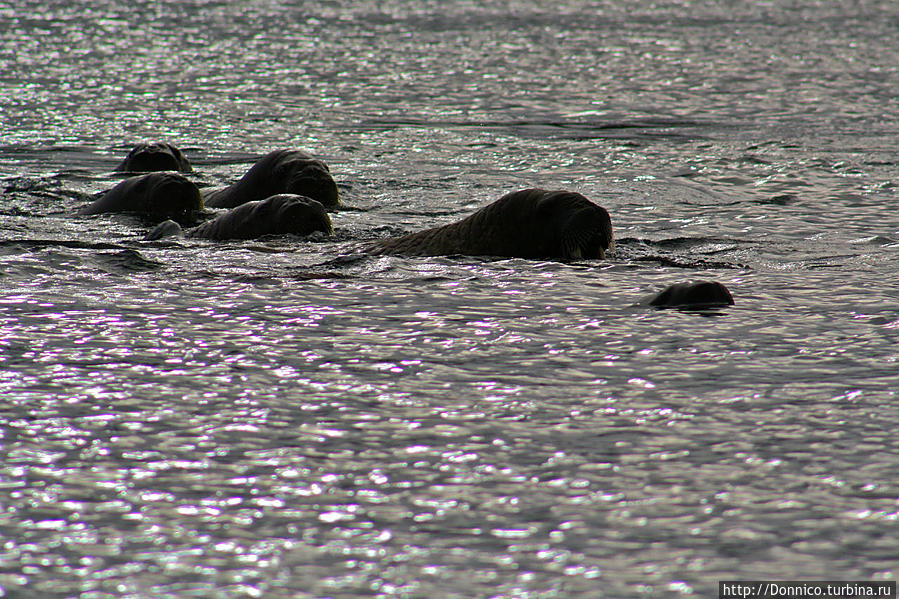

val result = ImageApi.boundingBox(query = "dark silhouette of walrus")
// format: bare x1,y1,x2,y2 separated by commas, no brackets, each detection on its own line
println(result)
367,189,613,261
645,281,735,309
203,149,340,211
115,142,192,173
82,172,203,221
145,194,332,241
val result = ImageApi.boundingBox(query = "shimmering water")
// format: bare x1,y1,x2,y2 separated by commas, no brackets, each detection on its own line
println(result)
2,1,898,597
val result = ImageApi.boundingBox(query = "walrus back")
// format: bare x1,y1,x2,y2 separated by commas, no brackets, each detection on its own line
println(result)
369,189,613,260
82,173,202,221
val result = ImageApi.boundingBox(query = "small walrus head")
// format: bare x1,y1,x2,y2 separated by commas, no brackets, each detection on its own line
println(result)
530,190,614,260
265,193,333,237
115,142,192,173
188,194,332,240
83,172,203,223
142,173,204,219
648,281,734,309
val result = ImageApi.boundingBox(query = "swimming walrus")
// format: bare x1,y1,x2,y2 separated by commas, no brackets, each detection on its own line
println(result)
82,172,203,222
644,281,735,309
145,194,332,241
115,142,192,173
367,188,613,261
203,149,340,210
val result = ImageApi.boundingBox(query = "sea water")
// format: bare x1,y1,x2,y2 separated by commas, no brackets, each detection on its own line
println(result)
1,1,898,597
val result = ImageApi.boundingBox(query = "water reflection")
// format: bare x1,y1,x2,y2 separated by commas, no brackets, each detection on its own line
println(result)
3,0,899,594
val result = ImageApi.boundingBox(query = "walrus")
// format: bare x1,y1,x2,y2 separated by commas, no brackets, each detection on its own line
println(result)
367,189,613,261
645,281,735,309
82,172,203,222
203,149,340,210
115,142,192,173
145,194,332,241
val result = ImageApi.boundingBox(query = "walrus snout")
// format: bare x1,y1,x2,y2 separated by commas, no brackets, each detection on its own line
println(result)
565,206,614,259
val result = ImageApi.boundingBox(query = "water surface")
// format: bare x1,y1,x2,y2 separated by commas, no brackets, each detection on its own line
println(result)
1,1,898,597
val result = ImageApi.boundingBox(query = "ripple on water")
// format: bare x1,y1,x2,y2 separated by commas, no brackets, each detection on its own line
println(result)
3,0,899,594
1,250,898,594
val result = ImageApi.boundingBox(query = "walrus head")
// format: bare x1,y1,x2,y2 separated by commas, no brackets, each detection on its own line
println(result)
532,191,614,260
187,194,332,240
115,142,192,173
266,193,333,237
82,172,203,223
141,173,204,219
284,161,340,210
266,151,340,210
647,281,734,309
204,149,341,210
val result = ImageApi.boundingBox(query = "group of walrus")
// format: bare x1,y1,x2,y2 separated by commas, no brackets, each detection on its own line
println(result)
81,142,734,309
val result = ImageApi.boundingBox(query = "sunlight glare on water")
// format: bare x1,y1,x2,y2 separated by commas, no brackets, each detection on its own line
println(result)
1,0,899,597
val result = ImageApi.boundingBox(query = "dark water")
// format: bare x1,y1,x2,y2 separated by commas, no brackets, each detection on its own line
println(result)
2,1,898,597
